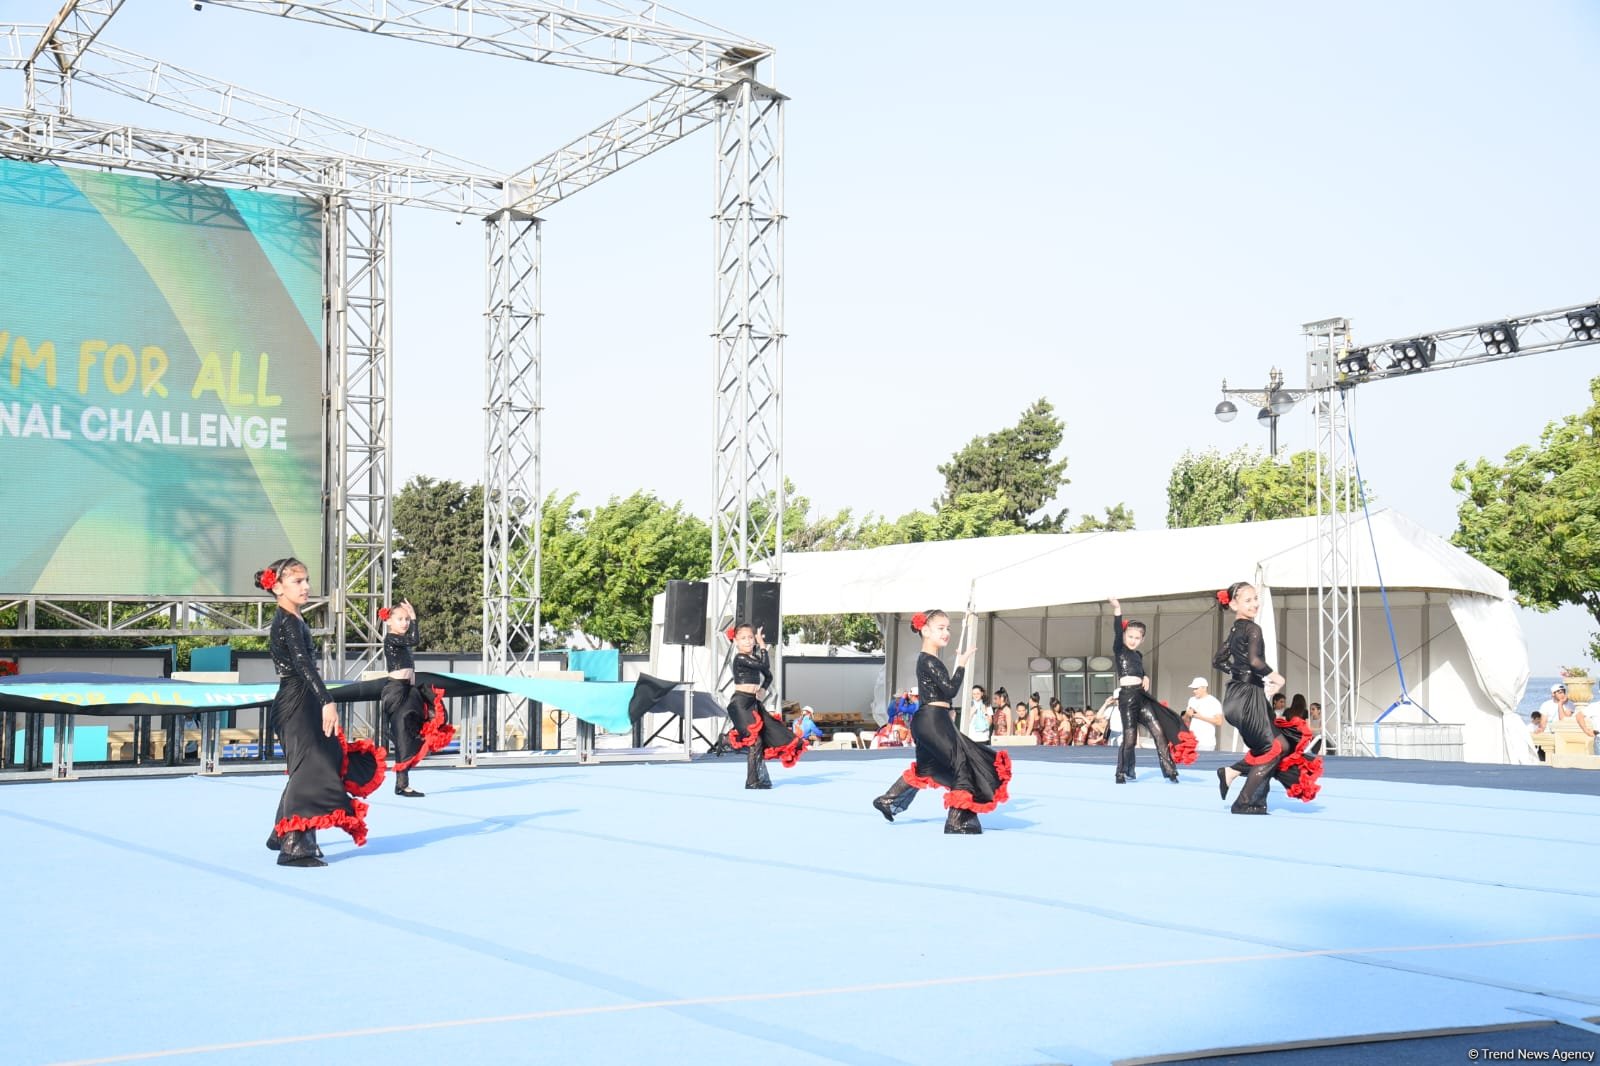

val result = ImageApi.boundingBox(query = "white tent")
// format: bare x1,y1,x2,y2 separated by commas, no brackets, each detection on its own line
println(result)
781,510,1535,764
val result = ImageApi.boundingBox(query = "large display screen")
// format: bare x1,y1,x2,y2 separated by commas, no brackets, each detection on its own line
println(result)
0,159,325,596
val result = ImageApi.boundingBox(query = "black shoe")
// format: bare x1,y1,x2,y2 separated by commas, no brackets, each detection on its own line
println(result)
276,830,327,867
1115,773,1127,784
1216,767,1231,800
944,808,982,835
396,787,426,798
745,778,772,790
1231,803,1269,815
1166,771,1180,783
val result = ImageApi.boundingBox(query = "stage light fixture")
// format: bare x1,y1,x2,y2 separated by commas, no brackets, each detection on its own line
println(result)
1335,347,1372,375
1214,399,1238,423
1387,337,1436,373
1477,322,1519,356
1567,306,1600,342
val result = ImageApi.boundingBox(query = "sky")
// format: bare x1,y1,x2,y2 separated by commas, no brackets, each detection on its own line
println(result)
5,0,1597,673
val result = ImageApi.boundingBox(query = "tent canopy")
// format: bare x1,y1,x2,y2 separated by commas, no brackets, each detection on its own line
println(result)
780,510,1511,615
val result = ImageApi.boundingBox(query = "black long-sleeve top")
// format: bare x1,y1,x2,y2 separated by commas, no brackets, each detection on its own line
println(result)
916,651,965,706
270,606,332,704
1111,611,1145,682
383,617,419,672
1212,617,1272,686
731,646,772,688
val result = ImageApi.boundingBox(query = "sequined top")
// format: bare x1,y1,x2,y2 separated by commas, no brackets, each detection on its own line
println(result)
270,606,332,704
1212,617,1272,686
731,646,772,688
383,617,419,672
915,652,965,706
1111,611,1145,683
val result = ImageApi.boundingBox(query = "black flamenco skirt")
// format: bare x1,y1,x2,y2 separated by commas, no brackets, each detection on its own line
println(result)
1140,693,1199,766
727,693,807,767
271,676,386,846
902,705,1012,813
1269,715,1324,801
383,679,457,774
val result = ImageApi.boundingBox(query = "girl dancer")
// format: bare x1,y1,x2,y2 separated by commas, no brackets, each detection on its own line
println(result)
259,558,384,865
1212,582,1323,814
1108,597,1189,784
871,610,1012,834
380,600,454,797
725,624,806,788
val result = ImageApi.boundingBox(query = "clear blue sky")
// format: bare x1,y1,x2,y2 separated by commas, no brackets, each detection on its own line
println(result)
9,1,1597,672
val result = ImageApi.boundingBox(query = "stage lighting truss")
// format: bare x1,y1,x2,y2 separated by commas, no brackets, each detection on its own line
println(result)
1386,337,1436,373
1567,306,1600,342
1477,322,1520,356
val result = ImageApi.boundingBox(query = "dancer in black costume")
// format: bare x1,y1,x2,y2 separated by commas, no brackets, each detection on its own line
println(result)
724,623,806,789
1212,582,1323,814
258,558,384,865
380,600,427,797
871,610,1012,834
1107,597,1194,784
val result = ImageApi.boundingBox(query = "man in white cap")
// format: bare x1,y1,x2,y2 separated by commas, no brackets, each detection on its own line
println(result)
1184,676,1223,752
1538,682,1574,726
794,705,825,744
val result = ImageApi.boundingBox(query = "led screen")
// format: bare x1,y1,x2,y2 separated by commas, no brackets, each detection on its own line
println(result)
0,158,325,596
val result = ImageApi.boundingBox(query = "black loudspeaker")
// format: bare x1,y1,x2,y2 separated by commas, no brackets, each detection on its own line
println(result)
736,580,781,642
664,580,709,645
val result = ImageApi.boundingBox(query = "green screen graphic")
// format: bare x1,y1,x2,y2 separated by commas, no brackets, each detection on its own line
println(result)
0,159,324,596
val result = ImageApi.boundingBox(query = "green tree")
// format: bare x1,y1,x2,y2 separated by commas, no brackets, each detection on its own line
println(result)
937,397,1070,530
1166,447,1363,528
541,491,711,651
1452,377,1600,657
863,490,1025,546
1071,503,1137,532
392,476,485,652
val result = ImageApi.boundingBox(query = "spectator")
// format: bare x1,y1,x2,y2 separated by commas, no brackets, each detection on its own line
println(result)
1288,693,1309,720
1183,677,1223,753
1037,701,1060,746
990,688,1013,737
794,706,825,744
1540,682,1575,724
1307,702,1332,755
966,685,992,742
1013,701,1033,739
1530,710,1548,762
1271,692,1288,716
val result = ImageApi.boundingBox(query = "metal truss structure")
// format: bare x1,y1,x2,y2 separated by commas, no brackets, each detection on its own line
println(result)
479,210,542,760
1222,304,1600,755
1,2,782,759
710,76,785,706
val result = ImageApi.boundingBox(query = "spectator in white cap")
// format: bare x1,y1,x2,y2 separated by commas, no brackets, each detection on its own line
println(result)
1184,676,1223,752
1538,682,1574,726
794,705,825,743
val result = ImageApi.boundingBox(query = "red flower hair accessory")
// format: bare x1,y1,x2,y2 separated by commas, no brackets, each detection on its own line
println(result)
378,607,392,622
1216,589,1231,607
260,567,278,591
910,612,928,632
725,625,737,640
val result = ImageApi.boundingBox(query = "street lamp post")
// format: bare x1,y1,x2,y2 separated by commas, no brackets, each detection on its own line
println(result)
1214,366,1306,455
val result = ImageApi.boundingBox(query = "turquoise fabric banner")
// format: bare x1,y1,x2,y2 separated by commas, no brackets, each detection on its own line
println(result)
435,672,635,733
568,649,620,683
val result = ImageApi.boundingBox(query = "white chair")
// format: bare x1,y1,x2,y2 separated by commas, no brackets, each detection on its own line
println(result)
832,730,861,749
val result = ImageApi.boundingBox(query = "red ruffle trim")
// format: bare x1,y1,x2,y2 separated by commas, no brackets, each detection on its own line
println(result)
903,749,1013,814
727,718,761,749
395,687,457,773
764,734,808,768
1169,729,1198,766
1275,715,1325,802
1244,737,1284,765
274,798,371,847
340,736,387,798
